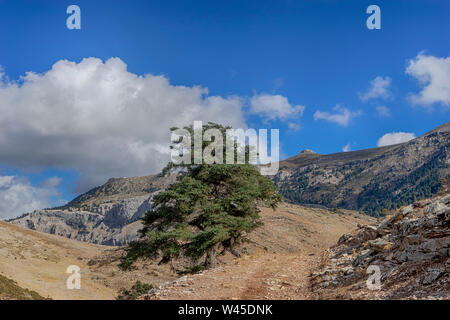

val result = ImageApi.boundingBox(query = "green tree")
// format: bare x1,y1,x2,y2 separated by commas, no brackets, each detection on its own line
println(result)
120,122,281,271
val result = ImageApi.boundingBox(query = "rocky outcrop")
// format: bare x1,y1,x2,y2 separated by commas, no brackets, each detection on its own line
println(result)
10,196,151,246
311,193,450,299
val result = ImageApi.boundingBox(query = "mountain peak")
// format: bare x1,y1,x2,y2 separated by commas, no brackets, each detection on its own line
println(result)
299,149,317,155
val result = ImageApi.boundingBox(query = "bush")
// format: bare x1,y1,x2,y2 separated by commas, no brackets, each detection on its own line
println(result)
117,281,154,300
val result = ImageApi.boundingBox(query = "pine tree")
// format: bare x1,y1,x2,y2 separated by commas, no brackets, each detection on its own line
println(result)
120,122,281,271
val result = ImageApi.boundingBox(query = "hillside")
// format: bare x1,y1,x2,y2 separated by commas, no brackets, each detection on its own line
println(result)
275,122,449,215
311,189,449,299
1,203,374,300
0,274,46,300
0,220,116,299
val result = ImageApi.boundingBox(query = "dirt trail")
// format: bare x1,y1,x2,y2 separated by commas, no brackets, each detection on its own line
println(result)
150,251,320,300
142,204,374,300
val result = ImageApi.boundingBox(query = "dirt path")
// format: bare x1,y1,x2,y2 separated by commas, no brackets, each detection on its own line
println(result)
142,204,374,300
146,251,318,300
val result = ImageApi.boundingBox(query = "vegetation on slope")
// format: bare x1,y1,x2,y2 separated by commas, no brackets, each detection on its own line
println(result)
0,274,48,300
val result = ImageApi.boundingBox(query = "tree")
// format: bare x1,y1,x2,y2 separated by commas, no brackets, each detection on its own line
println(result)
120,122,281,271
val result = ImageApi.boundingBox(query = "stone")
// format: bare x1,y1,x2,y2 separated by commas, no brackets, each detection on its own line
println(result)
368,238,393,252
400,204,414,215
424,202,448,217
440,195,450,205
422,268,445,285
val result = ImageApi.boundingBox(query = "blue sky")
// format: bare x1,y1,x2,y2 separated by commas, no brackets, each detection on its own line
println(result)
0,0,449,218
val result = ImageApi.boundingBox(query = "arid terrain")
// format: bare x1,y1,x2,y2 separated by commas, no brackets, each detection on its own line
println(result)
0,203,374,300
0,220,116,299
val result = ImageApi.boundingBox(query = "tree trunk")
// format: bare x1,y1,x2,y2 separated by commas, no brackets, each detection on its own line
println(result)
205,243,219,269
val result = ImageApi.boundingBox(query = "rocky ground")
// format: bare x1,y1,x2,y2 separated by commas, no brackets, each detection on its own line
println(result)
311,192,450,300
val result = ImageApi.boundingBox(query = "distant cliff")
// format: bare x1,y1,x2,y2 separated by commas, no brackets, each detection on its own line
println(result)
10,173,178,245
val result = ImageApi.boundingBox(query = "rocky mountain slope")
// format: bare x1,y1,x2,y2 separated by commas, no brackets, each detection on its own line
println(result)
275,122,449,215
311,189,449,299
10,173,178,245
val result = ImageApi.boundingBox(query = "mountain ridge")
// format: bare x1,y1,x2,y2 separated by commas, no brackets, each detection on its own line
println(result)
275,122,449,215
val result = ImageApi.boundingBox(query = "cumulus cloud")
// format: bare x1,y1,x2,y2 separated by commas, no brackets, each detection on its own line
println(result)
377,132,416,147
359,76,392,102
0,57,248,192
376,105,391,117
342,143,351,152
249,93,305,122
313,105,361,127
0,175,60,220
406,53,450,107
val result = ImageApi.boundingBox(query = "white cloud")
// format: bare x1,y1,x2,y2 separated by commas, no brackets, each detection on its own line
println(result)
359,76,392,102
38,176,62,188
0,57,248,192
313,105,361,127
0,175,60,220
406,53,450,107
249,93,305,122
376,105,391,117
377,132,416,147
342,143,351,152
287,122,301,131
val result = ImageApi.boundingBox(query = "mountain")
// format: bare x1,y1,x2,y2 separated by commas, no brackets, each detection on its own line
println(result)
10,173,178,245
274,122,449,215
9,122,449,245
